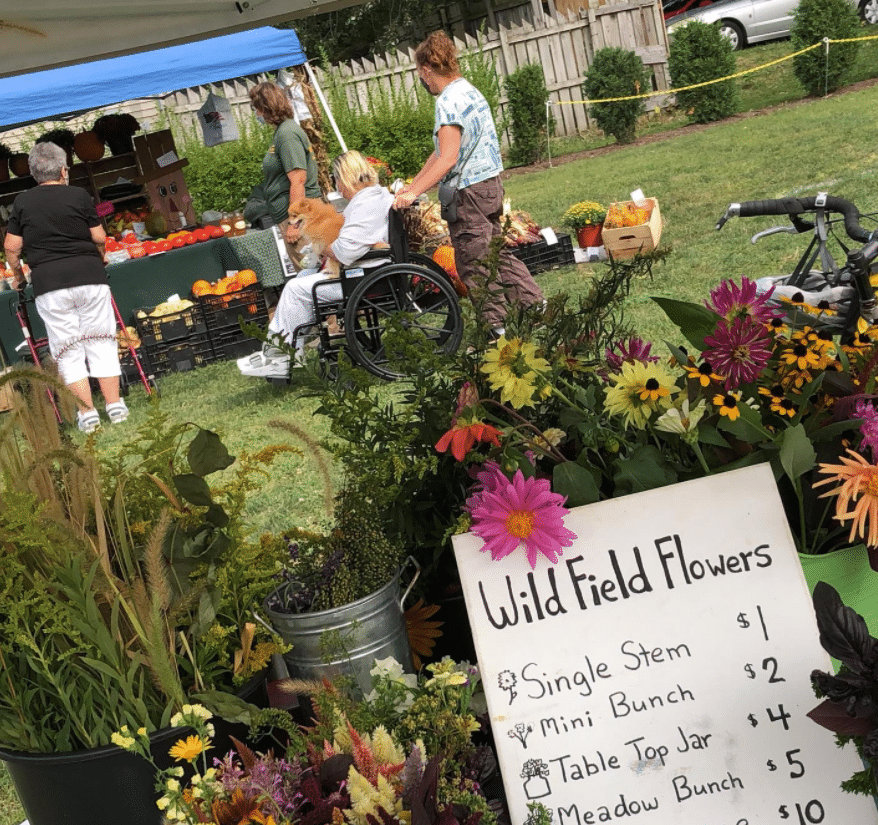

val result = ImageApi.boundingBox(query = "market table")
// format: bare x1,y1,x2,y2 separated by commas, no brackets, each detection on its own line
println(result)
0,230,288,364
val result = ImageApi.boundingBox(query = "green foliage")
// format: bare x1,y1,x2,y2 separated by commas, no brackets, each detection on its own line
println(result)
0,378,289,752
791,0,861,96
322,67,435,179
285,0,434,64
668,20,739,123
583,47,651,145
175,108,275,215
504,64,550,167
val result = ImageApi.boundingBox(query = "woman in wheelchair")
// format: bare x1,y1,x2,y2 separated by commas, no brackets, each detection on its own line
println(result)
238,150,394,379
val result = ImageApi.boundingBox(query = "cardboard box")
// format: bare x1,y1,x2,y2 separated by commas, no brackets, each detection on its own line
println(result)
601,197,662,260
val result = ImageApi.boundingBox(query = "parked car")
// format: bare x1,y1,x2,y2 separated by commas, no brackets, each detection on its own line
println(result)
666,0,875,51
662,0,717,20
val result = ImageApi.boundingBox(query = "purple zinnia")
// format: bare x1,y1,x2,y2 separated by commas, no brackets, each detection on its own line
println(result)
465,463,577,569
706,277,781,326
605,336,659,373
855,399,878,457
703,315,773,390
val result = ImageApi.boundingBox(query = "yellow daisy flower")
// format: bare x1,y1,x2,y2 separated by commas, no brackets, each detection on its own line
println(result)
481,335,549,409
604,361,678,429
168,734,208,762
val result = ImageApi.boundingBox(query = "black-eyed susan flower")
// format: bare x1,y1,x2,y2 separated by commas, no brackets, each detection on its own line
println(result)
685,359,723,388
713,392,742,421
780,341,822,371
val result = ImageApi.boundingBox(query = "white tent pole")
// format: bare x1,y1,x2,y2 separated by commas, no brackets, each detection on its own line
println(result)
304,61,347,154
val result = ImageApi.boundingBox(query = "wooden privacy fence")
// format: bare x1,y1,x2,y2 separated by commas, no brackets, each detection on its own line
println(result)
313,0,671,140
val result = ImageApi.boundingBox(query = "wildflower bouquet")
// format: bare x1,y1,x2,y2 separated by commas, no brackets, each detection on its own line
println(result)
561,200,606,230
118,657,495,825
433,274,878,567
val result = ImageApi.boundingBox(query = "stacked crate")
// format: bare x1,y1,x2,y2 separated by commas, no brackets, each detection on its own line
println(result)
197,283,270,361
133,302,216,377
511,232,576,273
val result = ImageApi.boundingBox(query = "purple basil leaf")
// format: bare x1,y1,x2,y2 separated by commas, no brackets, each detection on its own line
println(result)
813,581,878,675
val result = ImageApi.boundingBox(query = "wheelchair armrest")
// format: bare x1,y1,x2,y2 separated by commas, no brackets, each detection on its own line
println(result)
356,247,392,263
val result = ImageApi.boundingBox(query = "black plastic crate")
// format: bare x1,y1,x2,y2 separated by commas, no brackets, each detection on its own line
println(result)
198,284,268,332
210,327,263,362
511,232,575,273
143,333,217,377
118,347,155,395
133,302,207,346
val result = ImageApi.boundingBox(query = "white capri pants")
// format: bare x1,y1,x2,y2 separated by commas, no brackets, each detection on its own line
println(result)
35,283,121,384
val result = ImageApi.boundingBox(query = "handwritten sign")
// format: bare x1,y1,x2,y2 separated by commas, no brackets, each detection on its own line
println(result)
452,464,878,825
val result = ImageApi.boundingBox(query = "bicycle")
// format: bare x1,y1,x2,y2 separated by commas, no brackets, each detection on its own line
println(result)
715,194,878,340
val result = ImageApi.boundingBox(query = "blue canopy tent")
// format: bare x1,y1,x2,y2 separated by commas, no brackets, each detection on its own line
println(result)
0,26,308,130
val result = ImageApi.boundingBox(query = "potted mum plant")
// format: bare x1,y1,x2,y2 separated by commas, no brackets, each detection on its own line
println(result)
561,200,607,247
0,369,290,825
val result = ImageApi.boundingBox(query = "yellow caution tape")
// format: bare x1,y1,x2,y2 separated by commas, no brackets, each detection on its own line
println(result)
554,34,878,105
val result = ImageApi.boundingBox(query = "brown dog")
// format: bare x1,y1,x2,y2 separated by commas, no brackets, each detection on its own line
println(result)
288,197,345,278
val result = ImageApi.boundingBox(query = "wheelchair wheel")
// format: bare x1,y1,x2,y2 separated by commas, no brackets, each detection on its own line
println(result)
343,263,463,380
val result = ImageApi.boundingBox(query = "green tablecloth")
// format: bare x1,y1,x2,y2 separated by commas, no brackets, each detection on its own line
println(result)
230,229,286,288
0,236,247,365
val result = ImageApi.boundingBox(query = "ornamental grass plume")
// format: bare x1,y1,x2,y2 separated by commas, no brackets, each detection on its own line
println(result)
465,461,577,569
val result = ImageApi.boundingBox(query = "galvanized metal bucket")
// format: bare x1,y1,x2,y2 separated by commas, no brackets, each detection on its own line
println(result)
260,556,419,695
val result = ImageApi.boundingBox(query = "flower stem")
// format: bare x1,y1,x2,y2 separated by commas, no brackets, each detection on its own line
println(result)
691,441,711,475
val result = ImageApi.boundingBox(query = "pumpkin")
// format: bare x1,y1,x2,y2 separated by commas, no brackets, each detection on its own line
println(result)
237,269,258,287
191,279,212,298
432,245,457,277
73,131,105,162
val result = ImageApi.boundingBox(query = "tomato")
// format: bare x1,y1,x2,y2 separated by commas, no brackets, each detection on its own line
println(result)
171,236,186,249
157,239,172,252
182,232,197,245
208,225,225,239
194,228,211,243
143,241,158,255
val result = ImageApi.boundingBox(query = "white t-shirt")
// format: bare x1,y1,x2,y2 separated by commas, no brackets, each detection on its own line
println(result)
434,77,502,189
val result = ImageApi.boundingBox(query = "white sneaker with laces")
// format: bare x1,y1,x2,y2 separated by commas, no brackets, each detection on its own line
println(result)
239,351,292,378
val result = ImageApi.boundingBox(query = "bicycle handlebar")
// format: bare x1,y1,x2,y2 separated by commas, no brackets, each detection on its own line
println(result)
716,195,876,244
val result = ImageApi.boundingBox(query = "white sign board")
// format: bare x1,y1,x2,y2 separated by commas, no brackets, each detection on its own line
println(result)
453,464,878,825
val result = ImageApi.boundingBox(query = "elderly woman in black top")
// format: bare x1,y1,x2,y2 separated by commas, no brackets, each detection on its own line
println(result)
4,142,126,433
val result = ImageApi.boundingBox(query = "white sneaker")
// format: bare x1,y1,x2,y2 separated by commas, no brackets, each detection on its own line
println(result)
106,399,129,424
239,352,291,378
77,408,101,433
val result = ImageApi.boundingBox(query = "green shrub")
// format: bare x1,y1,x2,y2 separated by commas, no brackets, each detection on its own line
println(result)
583,48,651,145
504,63,550,167
668,20,738,123
791,0,861,96
175,111,273,215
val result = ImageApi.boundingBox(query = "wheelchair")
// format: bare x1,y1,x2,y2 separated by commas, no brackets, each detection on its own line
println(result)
288,207,464,381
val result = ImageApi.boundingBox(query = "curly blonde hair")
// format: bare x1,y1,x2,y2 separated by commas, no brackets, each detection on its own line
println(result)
248,81,294,126
414,30,459,77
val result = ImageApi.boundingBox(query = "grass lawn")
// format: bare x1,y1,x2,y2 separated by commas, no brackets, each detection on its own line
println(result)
3,34,878,825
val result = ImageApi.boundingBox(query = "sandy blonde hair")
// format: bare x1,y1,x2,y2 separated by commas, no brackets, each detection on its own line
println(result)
332,150,378,195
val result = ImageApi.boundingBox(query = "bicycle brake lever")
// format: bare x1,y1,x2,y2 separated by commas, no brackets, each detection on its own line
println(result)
715,203,741,231
750,226,799,244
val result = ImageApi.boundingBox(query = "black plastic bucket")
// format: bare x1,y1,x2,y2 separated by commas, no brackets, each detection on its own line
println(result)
0,726,180,825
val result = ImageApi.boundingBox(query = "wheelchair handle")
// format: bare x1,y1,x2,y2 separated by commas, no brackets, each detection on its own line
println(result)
717,196,872,243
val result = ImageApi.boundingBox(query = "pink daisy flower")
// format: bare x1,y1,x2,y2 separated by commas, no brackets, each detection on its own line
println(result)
855,398,878,457
706,277,781,325
465,464,577,569
703,316,773,390
605,336,659,373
